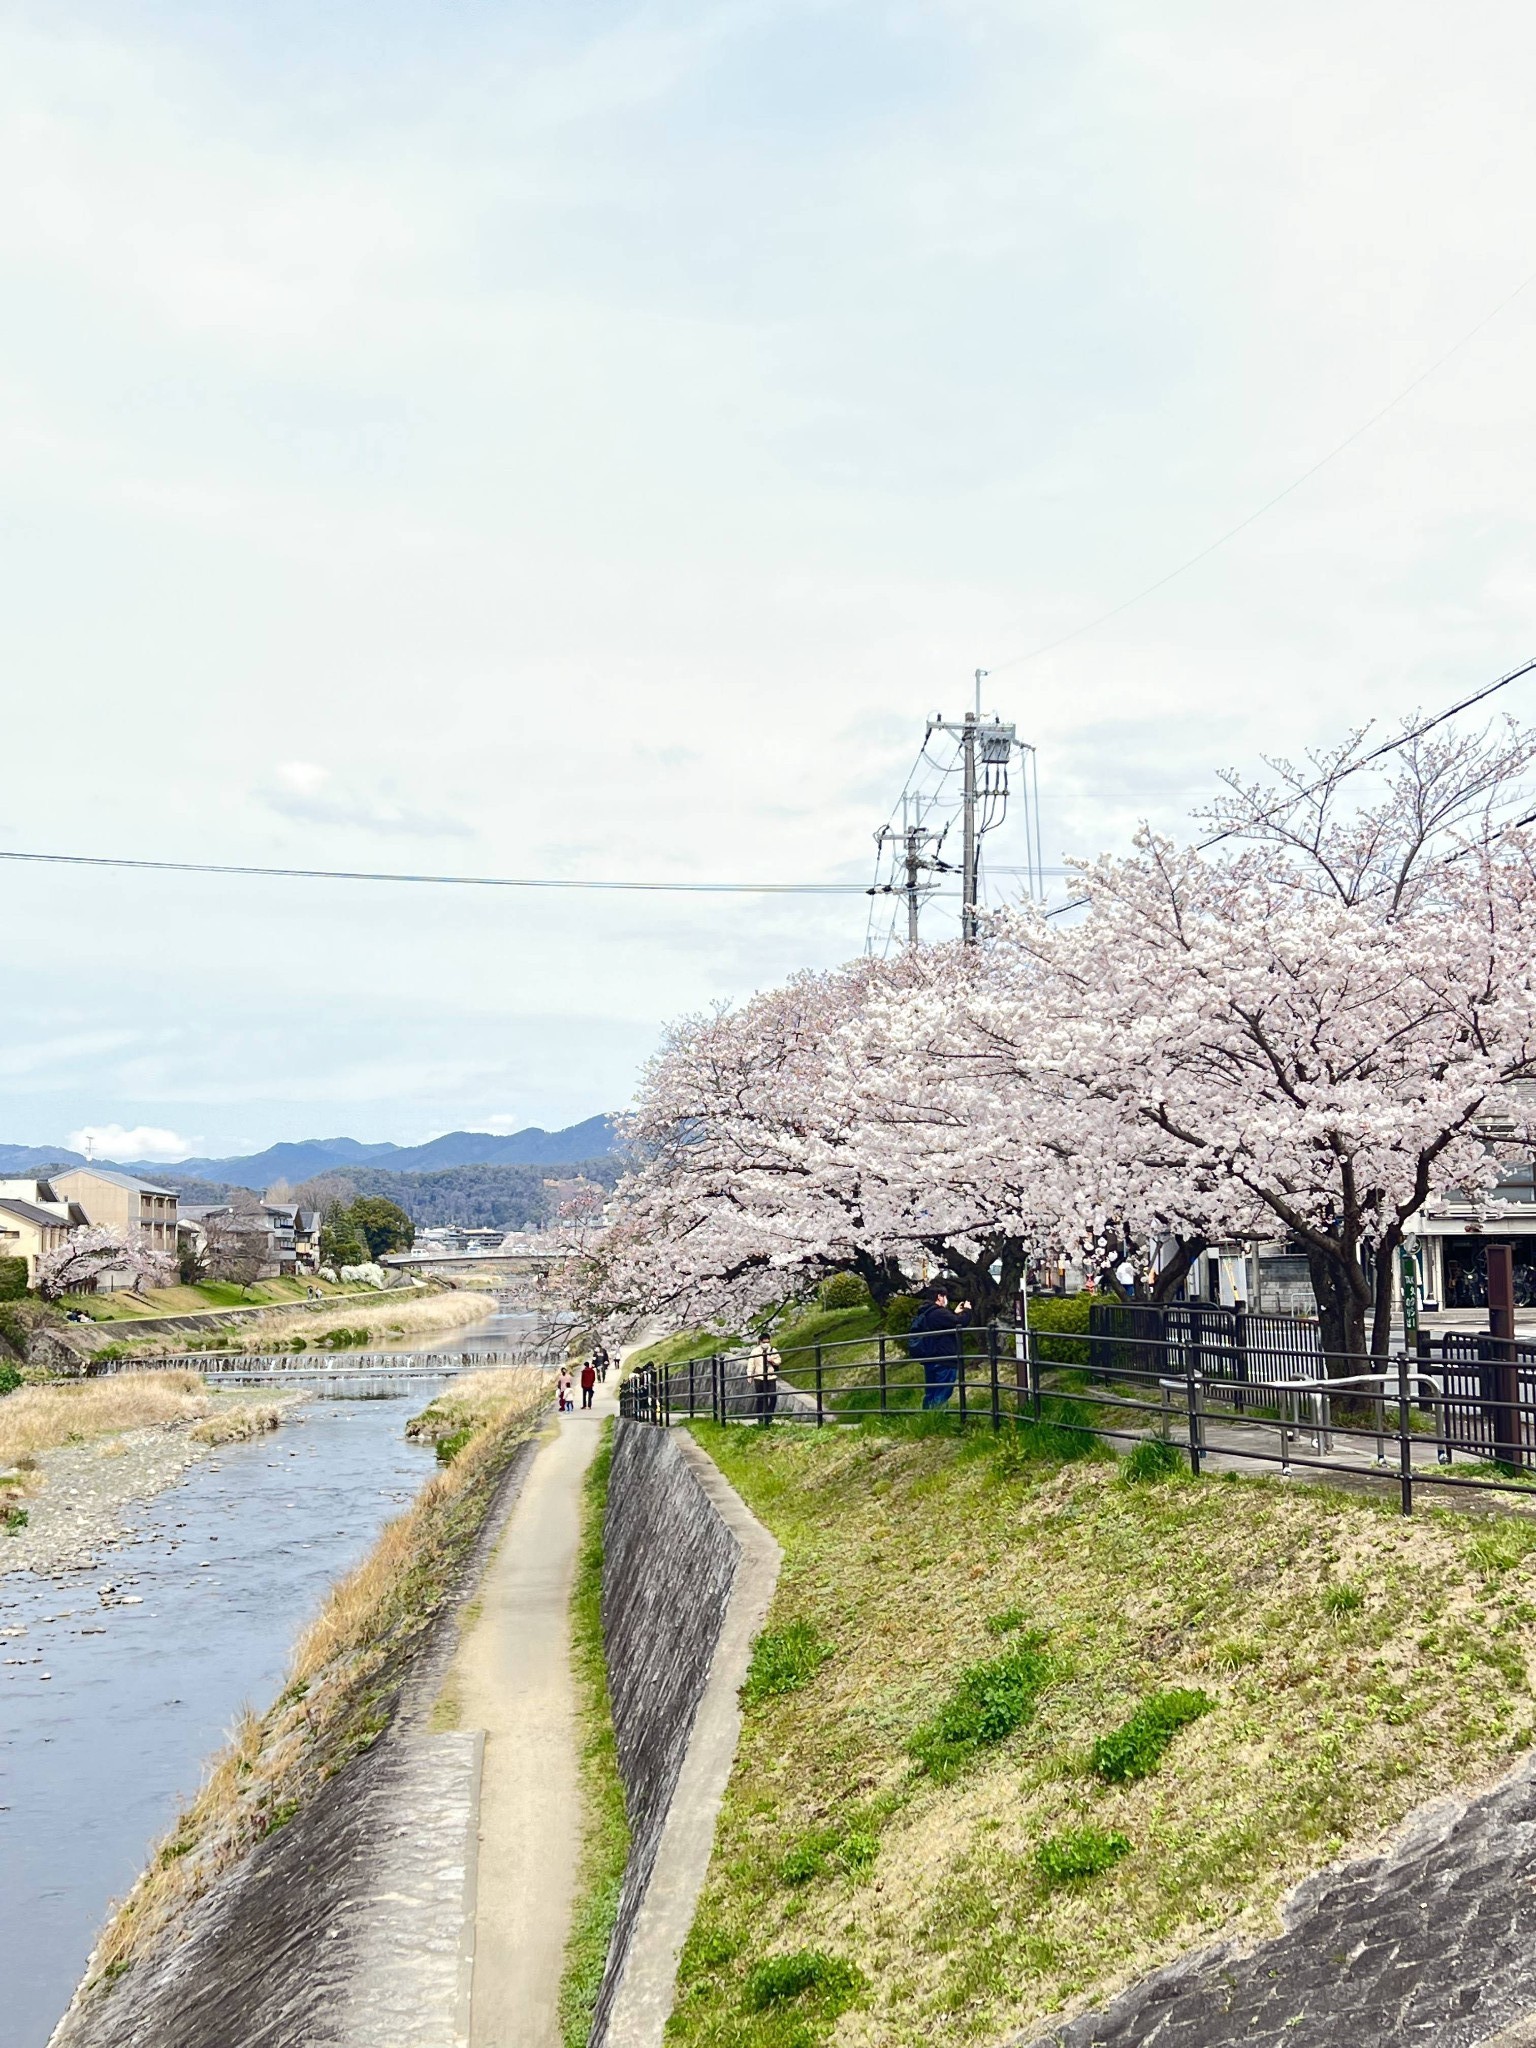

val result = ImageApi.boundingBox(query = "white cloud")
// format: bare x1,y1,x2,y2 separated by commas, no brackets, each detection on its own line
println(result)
260,762,472,841
66,1124,199,1163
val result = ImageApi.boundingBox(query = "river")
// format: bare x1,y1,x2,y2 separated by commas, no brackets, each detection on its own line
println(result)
0,1310,536,2048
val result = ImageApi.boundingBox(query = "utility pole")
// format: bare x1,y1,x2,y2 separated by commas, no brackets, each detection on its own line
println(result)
904,825,923,945
872,796,941,946
872,681,1027,949
931,670,1010,948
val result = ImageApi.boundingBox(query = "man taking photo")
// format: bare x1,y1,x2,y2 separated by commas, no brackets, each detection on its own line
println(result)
907,1285,972,1410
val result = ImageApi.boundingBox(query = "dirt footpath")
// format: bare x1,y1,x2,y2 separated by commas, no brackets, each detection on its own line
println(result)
450,1381,616,2048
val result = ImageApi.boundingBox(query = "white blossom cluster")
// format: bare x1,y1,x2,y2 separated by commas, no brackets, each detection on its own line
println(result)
580,722,1536,1359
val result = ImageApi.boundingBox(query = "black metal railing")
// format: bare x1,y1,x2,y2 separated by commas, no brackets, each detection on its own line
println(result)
618,1317,1536,1516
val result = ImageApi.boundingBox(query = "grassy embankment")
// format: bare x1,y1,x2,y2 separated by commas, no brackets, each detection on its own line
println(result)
666,1418,1536,2048
627,1295,1094,1414
58,1274,384,1322
0,1373,285,1528
557,1420,632,2047
76,1367,549,1995
78,1287,498,1359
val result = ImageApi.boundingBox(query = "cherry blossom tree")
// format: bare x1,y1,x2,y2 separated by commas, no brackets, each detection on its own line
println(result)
36,1227,175,1302
584,716,1536,1364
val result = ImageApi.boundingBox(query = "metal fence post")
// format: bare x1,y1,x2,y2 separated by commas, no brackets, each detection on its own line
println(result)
1028,1321,1041,1425
712,1353,721,1426
989,1321,1000,1430
664,1362,672,1428
815,1344,825,1427
879,1335,888,1417
1396,1350,1413,1516
1185,1353,1203,1476
957,1333,968,1426
688,1357,696,1420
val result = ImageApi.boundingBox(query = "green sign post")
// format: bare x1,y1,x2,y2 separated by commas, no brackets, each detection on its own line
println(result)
1400,1247,1420,1337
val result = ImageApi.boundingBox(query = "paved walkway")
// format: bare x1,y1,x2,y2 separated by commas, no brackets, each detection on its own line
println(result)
452,1381,616,2048
1016,1756,1536,2048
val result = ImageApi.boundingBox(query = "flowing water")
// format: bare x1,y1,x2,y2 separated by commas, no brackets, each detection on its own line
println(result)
0,1310,537,2048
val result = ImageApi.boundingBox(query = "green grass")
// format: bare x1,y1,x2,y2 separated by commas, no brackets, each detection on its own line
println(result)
58,1276,375,1321
662,1419,1536,2047
558,1423,632,2048
742,1619,834,1703
627,1327,743,1369
1090,1689,1213,1784
1036,1825,1131,1887
908,1637,1055,1779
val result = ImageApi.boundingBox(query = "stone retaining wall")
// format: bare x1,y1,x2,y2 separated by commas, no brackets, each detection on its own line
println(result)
592,1421,780,2048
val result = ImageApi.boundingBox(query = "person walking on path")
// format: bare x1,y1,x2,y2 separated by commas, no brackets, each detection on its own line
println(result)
907,1286,972,1409
556,1367,573,1413
580,1359,596,1410
746,1335,781,1422
592,1343,610,1384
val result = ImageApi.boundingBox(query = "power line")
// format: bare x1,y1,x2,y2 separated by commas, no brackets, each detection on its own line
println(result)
1043,655,1536,918
0,849,870,895
989,263,1536,675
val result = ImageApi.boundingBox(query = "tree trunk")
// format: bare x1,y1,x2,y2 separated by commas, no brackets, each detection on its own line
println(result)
1305,1245,1370,1375
849,1251,913,1308
937,1236,1028,1325
1368,1229,1404,1362
1150,1237,1207,1307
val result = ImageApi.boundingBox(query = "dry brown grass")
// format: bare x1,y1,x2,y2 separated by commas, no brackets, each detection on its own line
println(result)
83,1366,548,1991
404,1368,551,1449
105,1287,498,1357
0,1373,206,1465
189,1405,284,1446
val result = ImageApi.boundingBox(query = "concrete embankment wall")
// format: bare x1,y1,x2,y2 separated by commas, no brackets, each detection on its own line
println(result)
592,1421,780,2048
49,1436,541,2048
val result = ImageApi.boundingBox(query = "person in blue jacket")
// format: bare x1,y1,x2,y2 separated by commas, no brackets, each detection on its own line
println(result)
907,1285,972,1408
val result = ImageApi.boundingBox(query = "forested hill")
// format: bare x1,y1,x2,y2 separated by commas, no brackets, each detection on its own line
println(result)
0,1115,622,1189
131,1158,621,1230
316,1158,621,1229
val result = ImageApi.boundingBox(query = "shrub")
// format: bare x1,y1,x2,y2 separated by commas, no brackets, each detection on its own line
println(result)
742,1950,864,2014
1036,1824,1130,1887
435,1427,474,1464
909,1636,1053,1778
0,1363,21,1398
1322,1583,1365,1618
1028,1293,1092,1366
1091,1688,1213,1784
3,1504,29,1532
817,1272,868,1310
744,1619,834,1703
0,1258,27,1303
1121,1435,1183,1484
882,1293,921,1336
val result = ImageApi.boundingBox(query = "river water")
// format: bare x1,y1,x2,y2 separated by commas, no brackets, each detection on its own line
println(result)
0,1310,535,2048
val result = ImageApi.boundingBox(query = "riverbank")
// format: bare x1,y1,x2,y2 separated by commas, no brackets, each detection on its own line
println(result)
52,1368,549,2038
2,1384,300,1578
668,1422,1536,2048
82,1287,499,1359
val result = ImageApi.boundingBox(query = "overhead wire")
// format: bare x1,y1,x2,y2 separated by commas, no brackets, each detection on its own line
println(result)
1041,654,1536,918
0,849,872,895
987,262,1536,676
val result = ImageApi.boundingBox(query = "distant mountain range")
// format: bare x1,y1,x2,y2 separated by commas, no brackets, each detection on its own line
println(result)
0,1115,623,1191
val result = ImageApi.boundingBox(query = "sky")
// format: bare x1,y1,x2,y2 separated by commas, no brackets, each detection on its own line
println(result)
5,0,1536,1158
